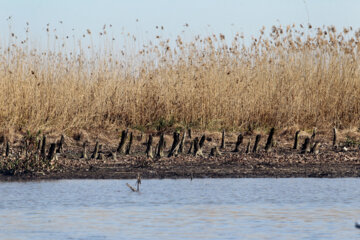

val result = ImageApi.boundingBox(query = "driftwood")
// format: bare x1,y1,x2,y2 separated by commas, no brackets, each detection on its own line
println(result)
193,137,203,157
145,135,153,158
293,130,300,150
125,132,133,155
301,137,311,154
332,127,337,148
56,134,65,153
178,131,186,154
233,133,243,152
220,129,225,149
168,132,180,157
117,129,128,154
252,134,261,153
126,173,141,192
91,141,99,159
265,128,275,152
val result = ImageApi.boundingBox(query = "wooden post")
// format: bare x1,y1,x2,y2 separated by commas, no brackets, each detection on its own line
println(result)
136,173,141,192
187,128,192,139
125,132,133,155
220,129,225,149
187,141,193,154
117,129,128,154
332,127,337,148
81,141,88,159
293,130,300,150
47,143,56,162
193,137,203,157
265,128,275,152
41,135,46,160
56,134,65,153
199,134,206,149
245,139,251,153
168,132,180,157
210,146,221,157
145,135,153,158
91,141,99,159
233,133,243,152
156,133,165,158
311,142,320,154
178,131,186,154
301,137,311,154
5,141,10,157
252,134,261,153
310,127,317,143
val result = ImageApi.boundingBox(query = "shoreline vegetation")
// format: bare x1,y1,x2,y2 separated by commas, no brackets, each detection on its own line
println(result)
1,24,360,179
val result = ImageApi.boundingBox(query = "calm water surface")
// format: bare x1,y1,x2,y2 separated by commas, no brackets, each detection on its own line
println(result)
0,178,359,240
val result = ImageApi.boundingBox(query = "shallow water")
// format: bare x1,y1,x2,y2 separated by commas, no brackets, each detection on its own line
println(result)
0,178,359,239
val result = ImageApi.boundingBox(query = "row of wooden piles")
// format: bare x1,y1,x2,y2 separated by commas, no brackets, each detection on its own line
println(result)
1,127,340,161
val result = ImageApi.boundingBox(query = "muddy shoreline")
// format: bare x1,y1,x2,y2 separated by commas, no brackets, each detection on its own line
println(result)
1,130,360,181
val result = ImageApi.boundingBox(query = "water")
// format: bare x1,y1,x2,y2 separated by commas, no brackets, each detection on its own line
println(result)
0,178,359,240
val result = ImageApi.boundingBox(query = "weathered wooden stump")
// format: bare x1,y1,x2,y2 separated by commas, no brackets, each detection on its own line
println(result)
145,135,153,158
210,146,221,157
156,133,165,158
293,130,300,150
220,129,226,149
81,141,88,159
40,135,46,160
193,137,203,157
301,137,311,154
47,143,56,162
5,141,10,157
117,129,128,154
187,141,193,154
332,127,337,148
233,133,243,152
265,128,275,152
187,128,192,139
245,139,251,153
91,141,99,159
199,134,206,148
125,132,133,155
311,142,320,154
252,134,261,153
168,132,180,157
178,131,186,154
56,134,65,153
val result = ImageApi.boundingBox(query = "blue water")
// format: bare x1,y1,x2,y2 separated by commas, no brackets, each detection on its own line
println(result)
0,178,359,240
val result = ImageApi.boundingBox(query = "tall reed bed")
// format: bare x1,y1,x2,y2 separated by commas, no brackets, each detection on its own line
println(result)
1,24,360,134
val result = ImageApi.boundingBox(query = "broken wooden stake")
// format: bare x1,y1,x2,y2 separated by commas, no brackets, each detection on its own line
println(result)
293,130,300,150
187,128,192,139
332,127,337,148
220,129,225,149
56,134,65,153
47,143,56,162
301,137,311,154
156,133,165,158
310,128,317,143
40,135,46,160
193,137,203,157
187,141,193,154
5,141,10,157
125,132,133,155
168,132,180,157
145,135,153,158
199,134,206,149
252,134,261,153
265,128,275,152
91,141,99,159
117,129,128,154
245,139,251,153
210,146,221,157
311,142,320,154
178,131,186,154
233,133,243,152
81,141,88,159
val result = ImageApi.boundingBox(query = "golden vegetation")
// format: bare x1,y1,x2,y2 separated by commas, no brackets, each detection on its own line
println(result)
1,24,360,134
